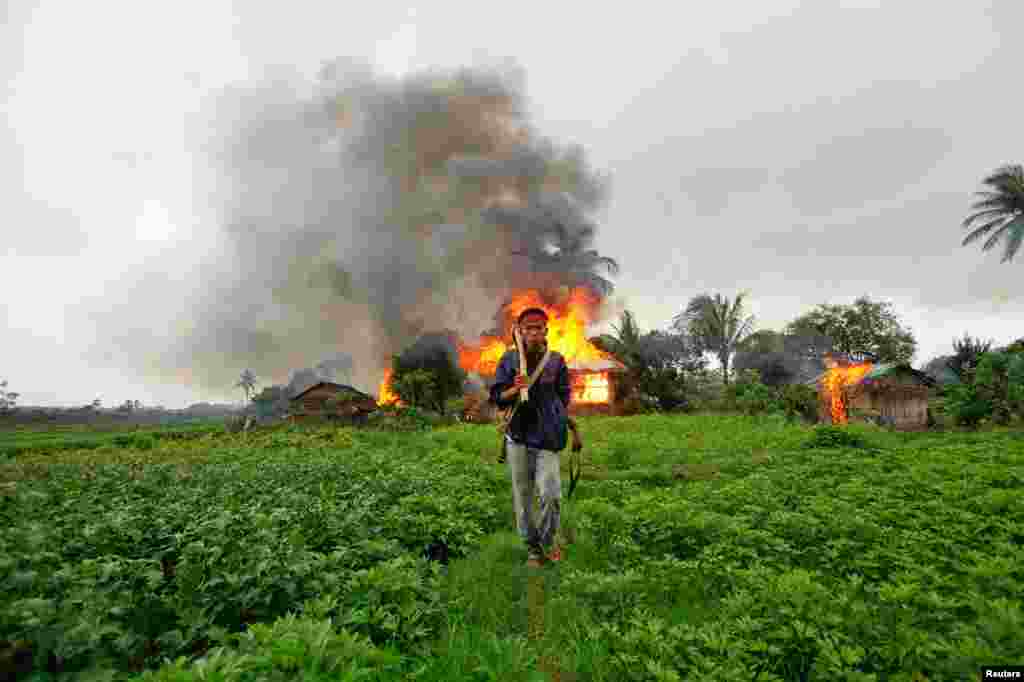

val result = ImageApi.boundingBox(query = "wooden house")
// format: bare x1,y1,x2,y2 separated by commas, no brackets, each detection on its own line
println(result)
807,362,936,430
288,382,378,424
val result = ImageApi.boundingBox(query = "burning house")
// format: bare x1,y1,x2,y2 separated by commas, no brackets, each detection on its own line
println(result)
808,353,935,430
378,288,634,420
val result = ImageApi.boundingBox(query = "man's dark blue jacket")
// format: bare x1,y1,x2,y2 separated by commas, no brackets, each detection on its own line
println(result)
490,347,571,452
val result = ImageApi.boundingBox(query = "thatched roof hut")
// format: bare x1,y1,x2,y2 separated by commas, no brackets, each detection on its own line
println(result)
288,382,378,423
807,362,936,430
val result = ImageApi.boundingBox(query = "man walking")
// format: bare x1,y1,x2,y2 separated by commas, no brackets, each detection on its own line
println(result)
491,307,574,568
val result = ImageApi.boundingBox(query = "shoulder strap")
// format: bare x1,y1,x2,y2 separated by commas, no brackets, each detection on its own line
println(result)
525,350,552,388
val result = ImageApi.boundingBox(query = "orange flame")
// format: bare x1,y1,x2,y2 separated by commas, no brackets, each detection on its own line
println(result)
379,288,618,406
821,359,873,424
572,372,610,404
377,368,404,407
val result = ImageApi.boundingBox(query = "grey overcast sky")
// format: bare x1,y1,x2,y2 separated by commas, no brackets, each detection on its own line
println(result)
3,0,1023,408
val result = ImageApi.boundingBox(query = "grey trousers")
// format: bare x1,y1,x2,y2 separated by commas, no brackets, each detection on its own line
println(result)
505,435,561,554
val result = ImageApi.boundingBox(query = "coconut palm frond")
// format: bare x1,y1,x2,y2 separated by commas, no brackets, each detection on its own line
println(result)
982,164,1024,187
963,165,1024,263
968,196,1015,212
963,216,1012,246
962,208,1014,229
981,223,1012,251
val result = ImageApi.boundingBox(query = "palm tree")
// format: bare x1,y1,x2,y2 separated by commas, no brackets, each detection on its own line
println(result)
962,164,1024,263
540,219,620,298
592,310,645,372
500,195,620,298
948,332,994,382
672,292,756,385
236,369,257,403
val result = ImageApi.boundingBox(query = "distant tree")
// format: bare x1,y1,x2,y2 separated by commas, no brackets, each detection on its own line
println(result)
390,369,439,412
922,355,961,388
91,398,102,410
236,369,257,403
672,292,756,384
0,380,19,414
251,385,291,418
785,296,916,364
1001,338,1024,355
592,310,645,371
948,332,994,382
593,311,705,410
390,333,466,415
634,330,706,410
961,164,1024,263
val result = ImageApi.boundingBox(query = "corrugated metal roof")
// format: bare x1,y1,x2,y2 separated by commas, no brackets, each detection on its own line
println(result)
805,362,935,387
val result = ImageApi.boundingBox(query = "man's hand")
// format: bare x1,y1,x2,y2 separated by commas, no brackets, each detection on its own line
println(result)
501,375,528,401
571,432,583,453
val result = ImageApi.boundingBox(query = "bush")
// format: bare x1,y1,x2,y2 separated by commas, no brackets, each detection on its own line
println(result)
778,384,819,423
804,425,868,449
367,406,436,432
224,415,248,434
942,351,1024,428
722,370,785,416
113,433,158,450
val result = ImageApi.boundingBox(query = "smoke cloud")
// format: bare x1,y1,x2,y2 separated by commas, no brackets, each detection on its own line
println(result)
80,59,617,398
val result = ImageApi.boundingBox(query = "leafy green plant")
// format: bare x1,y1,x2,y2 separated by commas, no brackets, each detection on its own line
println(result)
804,425,868,449
2,413,1022,681
722,370,785,416
945,382,992,428
778,384,819,423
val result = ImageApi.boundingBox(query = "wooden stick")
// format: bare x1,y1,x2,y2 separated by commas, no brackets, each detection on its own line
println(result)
514,326,529,403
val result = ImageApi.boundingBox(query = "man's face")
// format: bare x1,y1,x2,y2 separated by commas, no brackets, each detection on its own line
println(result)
520,315,548,350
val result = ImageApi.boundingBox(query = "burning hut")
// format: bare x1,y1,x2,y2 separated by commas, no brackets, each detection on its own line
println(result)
378,288,635,420
808,353,936,430
289,382,378,424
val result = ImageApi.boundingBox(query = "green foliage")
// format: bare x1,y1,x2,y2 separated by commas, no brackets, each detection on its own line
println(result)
595,311,705,411
961,163,1024,263
723,370,781,415
786,295,917,364
945,351,1024,427
136,615,404,681
390,337,466,415
369,405,438,432
444,396,466,417
946,382,994,429
2,414,1023,680
0,427,509,677
223,415,248,434
0,379,19,414
778,384,820,423
804,425,869,449
112,433,158,450
390,369,439,412
948,332,994,382
251,385,290,419
672,292,756,384
975,351,1024,424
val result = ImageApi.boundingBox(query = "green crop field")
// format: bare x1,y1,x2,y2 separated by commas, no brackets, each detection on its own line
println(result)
1,414,1022,681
